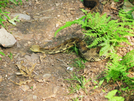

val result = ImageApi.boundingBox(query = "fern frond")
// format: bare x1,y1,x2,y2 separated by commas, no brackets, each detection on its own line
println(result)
54,15,86,37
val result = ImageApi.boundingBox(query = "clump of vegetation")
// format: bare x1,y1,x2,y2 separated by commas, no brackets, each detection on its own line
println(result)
55,9,134,57
54,6,134,100
0,51,5,60
0,0,22,26
105,90,125,101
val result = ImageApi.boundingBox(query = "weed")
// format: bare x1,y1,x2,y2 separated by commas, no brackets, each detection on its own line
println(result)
66,73,90,94
0,0,22,26
0,9,10,26
104,50,134,86
72,58,85,70
8,52,13,60
105,90,125,101
0,51,5,60
8,15,20,25
30,86,33,89
93,79,104,89
71,96,83,101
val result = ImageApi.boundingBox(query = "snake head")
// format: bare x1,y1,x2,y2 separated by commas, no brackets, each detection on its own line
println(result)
30,45,41,52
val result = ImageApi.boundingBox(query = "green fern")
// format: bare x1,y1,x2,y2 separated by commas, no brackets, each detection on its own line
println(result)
55,9,134,57
104,49,134,91
121,49,134,69
54,15,86,37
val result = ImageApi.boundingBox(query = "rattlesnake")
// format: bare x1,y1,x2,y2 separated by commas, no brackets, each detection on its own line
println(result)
30,38,106,61
30,0,105,61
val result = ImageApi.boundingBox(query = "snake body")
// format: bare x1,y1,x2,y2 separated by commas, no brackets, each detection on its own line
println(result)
30,38,106,61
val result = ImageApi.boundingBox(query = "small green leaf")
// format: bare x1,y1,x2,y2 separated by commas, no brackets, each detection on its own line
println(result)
98,79,104,86
8,16,20,25
105,90,118,99
0,51,5,56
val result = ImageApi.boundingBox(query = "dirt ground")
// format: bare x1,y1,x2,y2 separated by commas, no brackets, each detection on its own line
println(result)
0,0,133,101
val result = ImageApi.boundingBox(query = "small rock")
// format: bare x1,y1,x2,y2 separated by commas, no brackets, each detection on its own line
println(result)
55,21,62,27
33,95,37,100
20,85,29,92
55,3,60,6
18,100,23,101
43,73,51,82
31,53,39,61
53,86,59,94
56,23,59,27
10,13,31,21
67,67,73,71
0,75,2,82
70,10,75,15
25,55,32,61
0,27,16,47
57,15,60,17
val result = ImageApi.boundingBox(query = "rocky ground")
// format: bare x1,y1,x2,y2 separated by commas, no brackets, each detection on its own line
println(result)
0,0,134,101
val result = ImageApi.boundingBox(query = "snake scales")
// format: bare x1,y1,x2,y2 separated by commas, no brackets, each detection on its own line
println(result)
30,0,106,61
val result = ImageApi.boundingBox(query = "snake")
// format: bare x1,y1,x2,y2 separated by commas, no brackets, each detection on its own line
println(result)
30,38,106,61
30,0,105,61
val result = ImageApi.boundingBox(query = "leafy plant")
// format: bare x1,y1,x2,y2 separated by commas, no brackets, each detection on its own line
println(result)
66,73,90,94
105,50,134,79
0,9,10,26
54,8,134,99
0,51,5,60
8,15,20,25
0,0,22,26
93,79,104,89
55,9,134,58
0,0,22,7
8,52,13,60
105,90,125,101
126,7,134,19
71,96,83,101
104,49,134,99
72,58,85,70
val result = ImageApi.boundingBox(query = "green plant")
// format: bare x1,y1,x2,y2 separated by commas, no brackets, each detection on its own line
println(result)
126,7,134,19
72,58,85,70
103,50,134,98
0,0,22,26
66,73,90,94
114,0,119,2
0,0,22,8
105,50,134,81
0,9,10,26
105,90,125,101
114,0,128,2
0,51,5,60
71,96,83,101
93,79,104,89
55,9,134,57
54,8,134,99
8,15,20,25
8,52,13,60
